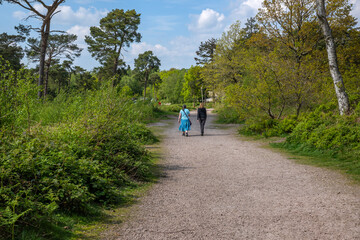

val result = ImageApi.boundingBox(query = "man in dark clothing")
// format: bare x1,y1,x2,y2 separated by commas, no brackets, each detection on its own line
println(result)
197,103,207,136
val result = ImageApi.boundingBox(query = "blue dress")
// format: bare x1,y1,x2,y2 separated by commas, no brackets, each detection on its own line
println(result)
179,109,191,131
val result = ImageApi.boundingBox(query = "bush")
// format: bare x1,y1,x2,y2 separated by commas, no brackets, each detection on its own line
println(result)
159,104,184,113
239,117,278,136
215,105,243,124
239,115,299,137
0,80,159,239
287,104,360,152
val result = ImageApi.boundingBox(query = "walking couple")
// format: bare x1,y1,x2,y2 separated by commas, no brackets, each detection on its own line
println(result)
178,103,207,137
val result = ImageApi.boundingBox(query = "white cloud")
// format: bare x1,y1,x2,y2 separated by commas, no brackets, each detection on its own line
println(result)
66,25,90,47
242,0,263,11
53,6,108,26
13,11,28,20
350,0,360,22
130,42,170,57
12,5,108,27
124,37,199,70
12,3,46,20
228,0,261,25
67,25,90,37
188,8,225,33
33,3,47,15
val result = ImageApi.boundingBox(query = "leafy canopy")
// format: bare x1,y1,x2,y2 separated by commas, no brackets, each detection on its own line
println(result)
85,9,141,74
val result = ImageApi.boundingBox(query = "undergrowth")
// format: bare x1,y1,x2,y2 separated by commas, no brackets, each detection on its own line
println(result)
237,102,360,182
0,64,163,240
214,105,243,124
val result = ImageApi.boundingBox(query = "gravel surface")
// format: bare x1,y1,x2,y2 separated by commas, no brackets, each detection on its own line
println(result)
103,110,360,240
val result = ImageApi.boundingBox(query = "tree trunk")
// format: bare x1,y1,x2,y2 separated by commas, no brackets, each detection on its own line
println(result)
113,44,122,78
38,21,50,98
113,57,118,76
316,0,349,115
44,58,51,97
44,66,49,97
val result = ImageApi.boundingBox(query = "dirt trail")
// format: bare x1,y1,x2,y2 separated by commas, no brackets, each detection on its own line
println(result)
103,110,360,239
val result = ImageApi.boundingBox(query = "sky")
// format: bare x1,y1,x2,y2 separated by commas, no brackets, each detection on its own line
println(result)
1,0,360,71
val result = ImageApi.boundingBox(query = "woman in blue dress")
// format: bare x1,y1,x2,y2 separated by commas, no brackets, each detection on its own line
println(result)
178,105,191,137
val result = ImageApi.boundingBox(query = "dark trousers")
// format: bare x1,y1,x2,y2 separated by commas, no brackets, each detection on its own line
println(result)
199,119,206,134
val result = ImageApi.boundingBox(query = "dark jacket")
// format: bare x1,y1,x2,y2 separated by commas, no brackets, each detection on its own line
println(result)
197,107,207,120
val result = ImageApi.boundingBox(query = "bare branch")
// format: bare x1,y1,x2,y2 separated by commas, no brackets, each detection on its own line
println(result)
35,0,50,10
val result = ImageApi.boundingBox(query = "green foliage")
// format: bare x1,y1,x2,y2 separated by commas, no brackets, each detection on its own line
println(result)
0,32,25,70
70,66,99,92
0,72,160,239
159,104,184,113
134,51,161,99
85,9,141,76
286,103,360,152
158,69,186,104
0,57,38,131
272,105,360,181
120,74,142,96
239,115,298,137
194,38,217,65
214,105,243,124
183,66,203,104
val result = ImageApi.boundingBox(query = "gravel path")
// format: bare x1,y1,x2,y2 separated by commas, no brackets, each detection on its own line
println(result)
103,110,360,240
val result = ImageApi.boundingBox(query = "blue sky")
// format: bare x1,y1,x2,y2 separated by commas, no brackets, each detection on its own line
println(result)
1,0,360,71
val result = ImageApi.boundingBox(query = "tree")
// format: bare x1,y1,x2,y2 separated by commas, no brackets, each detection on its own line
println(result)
120,72,142,96
134,51,161,100
4,0,66,98
244,17,259,39
201,21,246,102
149,72,161,100
62,59,74,87
316,0,349,115
70,66,98,91
183,66,203,107
0,33,25,70
26,33,82,96
195,38,217,65
257,0,322,115
85,9,141,77
48,62,70,95
158,69,187,103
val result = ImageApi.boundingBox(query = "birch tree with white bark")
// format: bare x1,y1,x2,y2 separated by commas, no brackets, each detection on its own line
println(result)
316,0,350,115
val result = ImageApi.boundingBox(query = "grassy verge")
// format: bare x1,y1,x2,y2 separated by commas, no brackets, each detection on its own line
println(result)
270,142,360,182
235,131,360,184
228,102,360,184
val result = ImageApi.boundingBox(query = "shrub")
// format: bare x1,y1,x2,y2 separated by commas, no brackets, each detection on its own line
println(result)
159,104,183,113
287,104,360,153
0,81,159,239
239,117,278,136
239,115,299,137
215,105,243,124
